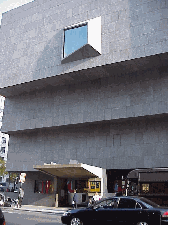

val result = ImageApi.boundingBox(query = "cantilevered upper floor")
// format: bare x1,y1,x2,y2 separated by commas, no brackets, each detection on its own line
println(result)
0,0,167,92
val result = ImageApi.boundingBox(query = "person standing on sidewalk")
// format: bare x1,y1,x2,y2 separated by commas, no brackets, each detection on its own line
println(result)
93,192,100,203
18,187,24,208
72,190,78,209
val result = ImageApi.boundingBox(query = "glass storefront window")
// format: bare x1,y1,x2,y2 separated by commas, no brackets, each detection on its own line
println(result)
142,183,149,193
34,180,54,194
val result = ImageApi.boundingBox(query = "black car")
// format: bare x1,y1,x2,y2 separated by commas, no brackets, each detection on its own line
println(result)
0,208,5,225
61,196,168,225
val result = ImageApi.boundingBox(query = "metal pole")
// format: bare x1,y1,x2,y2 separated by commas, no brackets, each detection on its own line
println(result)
138,173,140,195
8,172,10,189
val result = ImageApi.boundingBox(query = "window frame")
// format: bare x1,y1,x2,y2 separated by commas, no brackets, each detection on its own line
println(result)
34,180,54,194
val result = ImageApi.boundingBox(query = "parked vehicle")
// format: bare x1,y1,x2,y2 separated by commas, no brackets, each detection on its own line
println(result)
0,194,18,208
61,196,168,225
3,197,18,208
0,183,9,192
0,194,5,206
0,188,4,193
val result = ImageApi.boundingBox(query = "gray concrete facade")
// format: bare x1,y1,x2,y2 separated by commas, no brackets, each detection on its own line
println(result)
0,0,168,205
1,67,168,133
6,115,167,171
0,0,167,88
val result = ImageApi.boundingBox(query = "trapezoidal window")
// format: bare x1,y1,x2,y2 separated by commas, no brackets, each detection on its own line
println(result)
64,23,88,58
62,16,101,64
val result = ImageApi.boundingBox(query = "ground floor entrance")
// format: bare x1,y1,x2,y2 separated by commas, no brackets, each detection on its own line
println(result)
19,166,167,207
33,162,107,207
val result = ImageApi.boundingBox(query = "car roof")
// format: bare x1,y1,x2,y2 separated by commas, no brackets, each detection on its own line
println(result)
100,196,140,201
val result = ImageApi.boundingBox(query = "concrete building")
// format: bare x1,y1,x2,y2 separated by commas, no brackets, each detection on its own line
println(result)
0,96,9,183
0,132,9,183
0,0,167,206
0,96,5,130
0,132,9,162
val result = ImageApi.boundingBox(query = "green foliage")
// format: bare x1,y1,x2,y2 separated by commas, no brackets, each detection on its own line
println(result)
9,172,18,183
0,158,8,177
0,158,18,183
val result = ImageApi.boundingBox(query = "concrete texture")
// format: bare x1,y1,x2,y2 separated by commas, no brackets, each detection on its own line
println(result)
0,0,167,88
0,0,167,207
1,67,167,133
20,171,55,206
6,115,167,171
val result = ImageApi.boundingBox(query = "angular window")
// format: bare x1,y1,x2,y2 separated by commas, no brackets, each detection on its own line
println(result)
64,23,88,58
62,16,101,64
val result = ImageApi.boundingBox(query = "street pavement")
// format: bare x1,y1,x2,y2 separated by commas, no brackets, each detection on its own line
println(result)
1,205,72,225
1,205,86,224
3,210,63,225
1,205,71,214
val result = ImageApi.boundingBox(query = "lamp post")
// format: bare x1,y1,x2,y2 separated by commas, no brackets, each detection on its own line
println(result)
122,176,125,196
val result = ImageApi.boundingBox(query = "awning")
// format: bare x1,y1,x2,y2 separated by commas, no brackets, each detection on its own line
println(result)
127,168,168,182
33,163,103,179
139,172,168,182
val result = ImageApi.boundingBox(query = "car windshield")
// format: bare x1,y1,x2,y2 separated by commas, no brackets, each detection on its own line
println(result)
139,197,160,208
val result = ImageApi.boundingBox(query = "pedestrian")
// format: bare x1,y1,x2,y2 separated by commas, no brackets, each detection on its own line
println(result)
88,198,93,207
18,187,24,208
72,190,77,209
93,192,100,203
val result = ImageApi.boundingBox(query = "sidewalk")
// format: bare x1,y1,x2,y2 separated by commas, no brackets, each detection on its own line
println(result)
2,205,71,214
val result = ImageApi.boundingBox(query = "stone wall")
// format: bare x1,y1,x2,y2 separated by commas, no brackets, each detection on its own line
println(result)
21,172,55,206
0,0,167,88
2,68,167,132
6,115,168,171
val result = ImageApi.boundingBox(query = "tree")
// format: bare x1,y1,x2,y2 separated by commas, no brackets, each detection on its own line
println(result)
0,158,18,183
0,157,8,178
9,172,18,183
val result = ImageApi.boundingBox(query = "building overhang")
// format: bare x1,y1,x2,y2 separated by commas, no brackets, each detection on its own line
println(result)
33,163,103,179
127,168,168,182
0,52,167,97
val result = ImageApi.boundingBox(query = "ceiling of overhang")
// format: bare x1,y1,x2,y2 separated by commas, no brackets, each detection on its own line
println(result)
34,165,98,178
0,53,167,97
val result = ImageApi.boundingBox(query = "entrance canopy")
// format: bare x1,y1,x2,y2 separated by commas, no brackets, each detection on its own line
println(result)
33,163,103,179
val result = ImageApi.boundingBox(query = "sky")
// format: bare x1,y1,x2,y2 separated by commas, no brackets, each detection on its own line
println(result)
0,0,33,24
